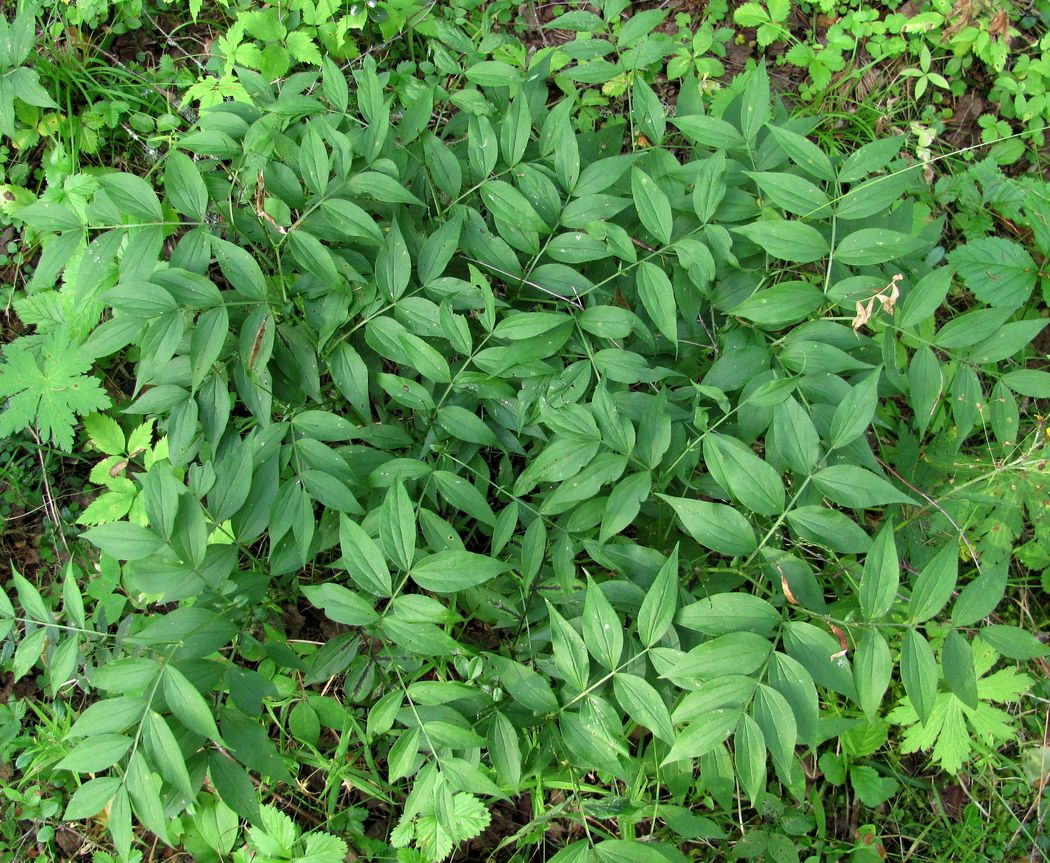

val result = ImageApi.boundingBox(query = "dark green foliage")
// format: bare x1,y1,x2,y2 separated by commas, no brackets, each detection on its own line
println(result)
1,4,1049,862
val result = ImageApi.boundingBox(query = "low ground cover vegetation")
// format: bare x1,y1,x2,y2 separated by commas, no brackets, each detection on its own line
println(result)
0,1,1048,862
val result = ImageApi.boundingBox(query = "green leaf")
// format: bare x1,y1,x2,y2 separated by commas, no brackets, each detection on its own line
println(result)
850,765,899,807
13,626,45,681
582,578,623,670
901,628,938,724
487,712,522,792
786,506,871,553
500,97,532,167
942,629,978,709
838,137,904,183
465,60,521,87
908,346,942,437
854,630,892,719
298,127,329,196
165,151,208,221
480,181,547,233
303,584,379,627
212,237,268,301
83,412,125,456
432,470,494,525
812,465,916,508
772,397,820,475
1000,369,1050,397
143,711,194,798
81,522,164,561
734,713,767,805
64,776,122,820
612,673,674,743
98,172,163,221
209,752,261,824
752,684,796,774
638,546,679,647
835,228,924,266
909,543,958,623
164,664,222,742
658,494,757,556
703,432,785,516
948,237,1037,307
17,201,82,233
191,305,229,391
767,652,819,747
339,515,392,597
0,339,111,452
835,172,915,220
951,561,1007,627
411,551,508,593
898,268,952,329
491,657,559,714
829,367,880,450
662,708,740,765
320,198,384,243
766,125,835,181
732,220,829,263
69,696,146,737
12,567,51,623
635,261,677,343
678,593,780,637
56,734,133,773
668,632,772,681
859,523,900,620
693,151,727,224
746,171,829,215
731,281,823,328
595,839,671,863
672,115,745,150
418,214,462,285
599,471,652,542
631,168,673,245
632,76,666,145
979,625,1049,660
547,601,590,691
380,481,415,572
739,65,770,144
349,171,424,206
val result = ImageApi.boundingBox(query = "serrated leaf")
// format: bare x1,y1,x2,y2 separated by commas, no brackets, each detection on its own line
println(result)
948,237,1037,307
